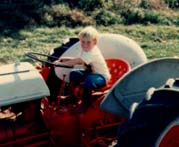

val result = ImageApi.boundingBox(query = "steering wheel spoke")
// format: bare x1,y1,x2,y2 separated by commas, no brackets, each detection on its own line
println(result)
25,52,73,68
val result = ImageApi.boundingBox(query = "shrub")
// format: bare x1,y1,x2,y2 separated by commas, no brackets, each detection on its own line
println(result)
40,4,94,27
95,9,123,26
159,16,179,25
164,0,179,8
121,8,169,25
121,8,145,24
143,10,161,24
78,0,106,11
140,0,166,9
0,0,43,29
64,10,94,27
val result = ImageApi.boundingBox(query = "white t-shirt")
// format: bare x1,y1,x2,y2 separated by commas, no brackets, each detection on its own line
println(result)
80,46,111,82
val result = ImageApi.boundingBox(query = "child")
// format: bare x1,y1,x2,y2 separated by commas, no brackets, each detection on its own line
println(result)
54,26,111,112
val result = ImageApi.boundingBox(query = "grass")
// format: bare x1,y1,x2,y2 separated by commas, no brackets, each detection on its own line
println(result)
0,24,178,65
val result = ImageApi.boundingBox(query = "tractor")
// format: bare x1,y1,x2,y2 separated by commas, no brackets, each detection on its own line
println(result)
1,33,178,147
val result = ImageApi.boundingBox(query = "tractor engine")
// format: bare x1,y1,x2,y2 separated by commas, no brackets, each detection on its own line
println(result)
0,100,49,147
41,94,125,147
0,62,50,147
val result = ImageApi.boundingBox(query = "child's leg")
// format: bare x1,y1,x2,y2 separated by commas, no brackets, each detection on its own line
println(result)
68,70,86,96
84,73,106,90
59,70,86,105
77,74,106,112
69,70,86,83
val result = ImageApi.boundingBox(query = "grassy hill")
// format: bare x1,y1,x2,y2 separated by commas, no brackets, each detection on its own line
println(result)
0,24,178,65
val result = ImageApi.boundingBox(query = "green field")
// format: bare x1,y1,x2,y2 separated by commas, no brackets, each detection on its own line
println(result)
0,24,178,65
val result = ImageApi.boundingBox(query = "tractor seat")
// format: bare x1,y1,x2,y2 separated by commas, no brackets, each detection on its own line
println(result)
73,58,131,97
105,58,131,87
92,58,131,95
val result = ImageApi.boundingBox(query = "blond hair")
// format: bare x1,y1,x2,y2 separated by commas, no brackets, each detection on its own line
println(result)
79,26,99,42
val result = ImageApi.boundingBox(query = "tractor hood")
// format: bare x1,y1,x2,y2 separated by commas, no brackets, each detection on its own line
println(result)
0,62,50,107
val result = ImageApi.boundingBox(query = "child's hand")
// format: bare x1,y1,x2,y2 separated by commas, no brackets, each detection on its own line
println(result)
53,59,74,68
53,60,62,65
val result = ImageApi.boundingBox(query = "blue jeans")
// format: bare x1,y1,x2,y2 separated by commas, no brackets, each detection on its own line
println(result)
69,70,106,91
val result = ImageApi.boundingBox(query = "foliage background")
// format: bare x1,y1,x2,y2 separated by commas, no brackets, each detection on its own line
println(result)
0,0,179,64
0,0,179,29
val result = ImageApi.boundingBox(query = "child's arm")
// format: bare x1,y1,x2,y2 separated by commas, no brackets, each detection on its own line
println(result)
54,58,84,67
59,57,74,62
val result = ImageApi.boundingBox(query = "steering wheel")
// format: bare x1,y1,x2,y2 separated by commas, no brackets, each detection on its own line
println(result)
25,52,73,68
